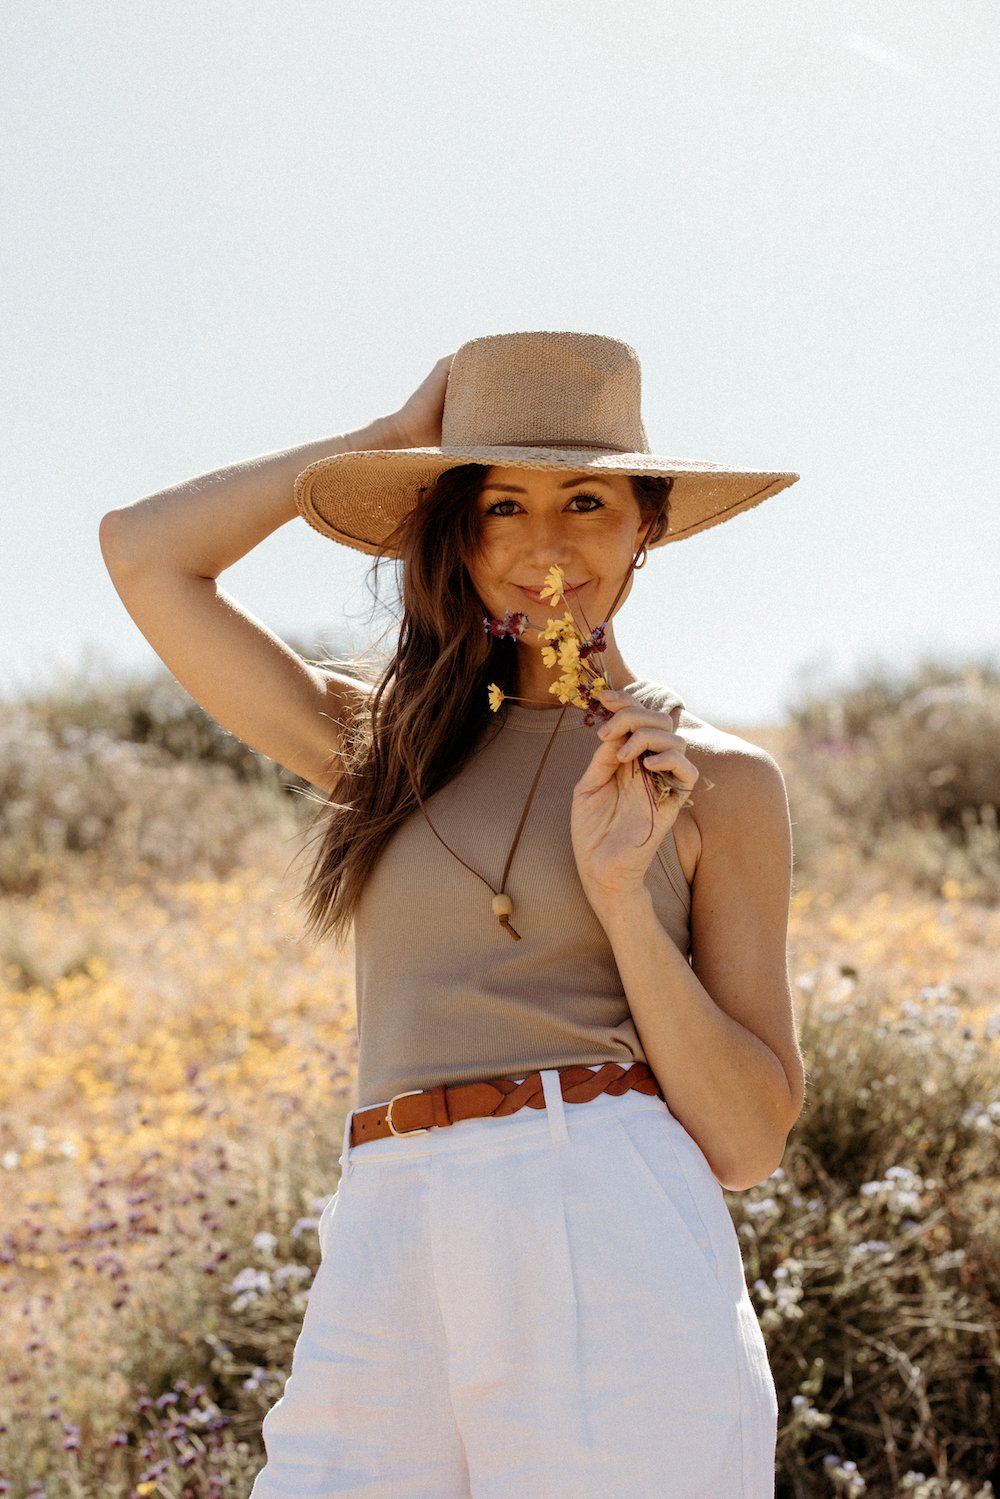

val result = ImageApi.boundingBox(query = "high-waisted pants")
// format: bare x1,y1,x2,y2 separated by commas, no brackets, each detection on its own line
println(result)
249,1065,779,1497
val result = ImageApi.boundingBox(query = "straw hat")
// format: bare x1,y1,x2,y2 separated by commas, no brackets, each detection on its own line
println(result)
294,331,799,556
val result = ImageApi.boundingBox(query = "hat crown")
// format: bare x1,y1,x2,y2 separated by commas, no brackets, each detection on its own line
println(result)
441,331,651,455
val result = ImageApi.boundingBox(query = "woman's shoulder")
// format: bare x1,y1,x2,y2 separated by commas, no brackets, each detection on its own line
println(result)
678,708,780,764
679,706,789,871
669,706,789,885
625,678,786,802
625,678,685,717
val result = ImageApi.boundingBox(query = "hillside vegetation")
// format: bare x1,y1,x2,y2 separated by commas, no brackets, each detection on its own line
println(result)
0,654,998,1497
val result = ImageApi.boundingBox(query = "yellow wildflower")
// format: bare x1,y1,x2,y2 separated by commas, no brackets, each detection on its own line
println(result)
549,674,587,708
538,611,576,644
487,683,505,713
540,565,566,606
540,646,558,669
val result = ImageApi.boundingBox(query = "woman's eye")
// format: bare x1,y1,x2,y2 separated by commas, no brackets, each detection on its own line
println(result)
483,493,605,517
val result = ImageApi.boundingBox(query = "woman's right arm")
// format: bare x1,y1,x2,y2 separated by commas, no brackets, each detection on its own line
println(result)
99,415,409,796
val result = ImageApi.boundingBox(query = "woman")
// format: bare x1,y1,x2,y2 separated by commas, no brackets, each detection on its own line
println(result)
100,330,806,1497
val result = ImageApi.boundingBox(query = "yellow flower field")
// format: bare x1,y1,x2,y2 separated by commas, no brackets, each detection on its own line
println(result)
1,841,997,1496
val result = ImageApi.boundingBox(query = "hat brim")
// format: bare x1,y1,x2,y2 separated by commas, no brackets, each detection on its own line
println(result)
294,445,799,557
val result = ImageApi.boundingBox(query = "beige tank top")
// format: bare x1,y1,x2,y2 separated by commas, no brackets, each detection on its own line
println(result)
352,679,691,1108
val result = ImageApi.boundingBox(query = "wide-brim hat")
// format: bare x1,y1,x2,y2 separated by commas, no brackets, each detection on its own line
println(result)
294,331,799,557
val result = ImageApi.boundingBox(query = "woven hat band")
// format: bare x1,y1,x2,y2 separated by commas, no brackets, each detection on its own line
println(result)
440,331,652,455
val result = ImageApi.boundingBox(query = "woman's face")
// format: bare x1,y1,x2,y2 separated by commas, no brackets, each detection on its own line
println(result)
466,465,647,634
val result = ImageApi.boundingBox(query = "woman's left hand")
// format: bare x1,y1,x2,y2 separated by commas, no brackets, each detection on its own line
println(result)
571,689,700,903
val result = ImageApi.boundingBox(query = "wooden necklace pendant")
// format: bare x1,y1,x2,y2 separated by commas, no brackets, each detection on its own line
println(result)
491,892,520,941
408,704,568,949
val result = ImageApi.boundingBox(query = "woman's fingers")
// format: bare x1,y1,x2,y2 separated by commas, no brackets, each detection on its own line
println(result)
390,353,456,448
613,727,693,766
595,698,679,740
591,696,700,793
583,689,702,798
595,707,692,764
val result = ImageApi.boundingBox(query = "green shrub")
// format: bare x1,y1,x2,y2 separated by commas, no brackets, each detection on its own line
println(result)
735,967,1000,1495
786,656,1000,742
0,703,306,893
11,651,331,784
783,658,1000,901
0,649,364,892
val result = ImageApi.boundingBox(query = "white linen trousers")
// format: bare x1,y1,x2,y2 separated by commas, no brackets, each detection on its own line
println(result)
249,1065,778,1498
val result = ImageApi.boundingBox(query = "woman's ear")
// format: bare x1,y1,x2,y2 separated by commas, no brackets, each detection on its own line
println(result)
634,511,657,553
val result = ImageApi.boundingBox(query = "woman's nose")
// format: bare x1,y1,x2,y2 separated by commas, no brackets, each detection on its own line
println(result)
519,516,574,565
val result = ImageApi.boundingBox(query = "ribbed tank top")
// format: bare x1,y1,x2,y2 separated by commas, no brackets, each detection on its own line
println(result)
352,680,691,1108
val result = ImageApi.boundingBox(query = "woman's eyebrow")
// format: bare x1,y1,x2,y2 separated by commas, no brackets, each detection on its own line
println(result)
481,476,616,494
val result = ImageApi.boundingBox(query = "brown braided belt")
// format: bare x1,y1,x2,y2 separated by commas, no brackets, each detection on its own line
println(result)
350,1060,663,1146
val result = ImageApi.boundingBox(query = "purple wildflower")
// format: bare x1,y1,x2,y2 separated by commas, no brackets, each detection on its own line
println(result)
484,611,528,639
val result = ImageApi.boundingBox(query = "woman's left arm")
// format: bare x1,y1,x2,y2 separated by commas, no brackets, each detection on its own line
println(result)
573,693,807,1192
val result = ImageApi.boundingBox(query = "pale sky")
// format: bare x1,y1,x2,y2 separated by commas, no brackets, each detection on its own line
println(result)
3,0,998,726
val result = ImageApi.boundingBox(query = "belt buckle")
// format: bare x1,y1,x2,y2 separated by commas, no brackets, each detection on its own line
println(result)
385,1089,430,1138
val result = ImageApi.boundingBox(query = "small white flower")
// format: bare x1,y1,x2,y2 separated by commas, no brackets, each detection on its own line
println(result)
274,1263,312,1286
230,1267,272,1297
252,1231,279,1254
290,1216,320,1240
744,1196,779,1217
852,1240,891,1256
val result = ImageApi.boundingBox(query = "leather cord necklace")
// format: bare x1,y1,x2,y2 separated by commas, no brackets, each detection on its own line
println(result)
405,703,569,941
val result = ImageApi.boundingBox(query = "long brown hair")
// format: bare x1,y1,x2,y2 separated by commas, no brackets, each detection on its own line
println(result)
295,464,672,944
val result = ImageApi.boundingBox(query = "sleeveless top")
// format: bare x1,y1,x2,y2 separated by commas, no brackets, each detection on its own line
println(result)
351,680,692,1108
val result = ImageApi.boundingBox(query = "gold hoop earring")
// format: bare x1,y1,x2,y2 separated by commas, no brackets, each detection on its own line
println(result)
634,546,648,570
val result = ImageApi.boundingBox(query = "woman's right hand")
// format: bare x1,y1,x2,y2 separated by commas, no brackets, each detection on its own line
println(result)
384,352,456,448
